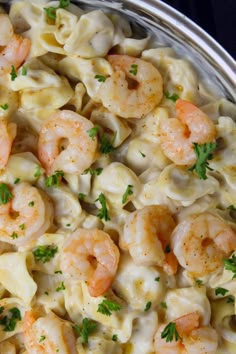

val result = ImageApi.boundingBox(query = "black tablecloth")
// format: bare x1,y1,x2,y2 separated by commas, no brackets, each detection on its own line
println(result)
162,0,236,59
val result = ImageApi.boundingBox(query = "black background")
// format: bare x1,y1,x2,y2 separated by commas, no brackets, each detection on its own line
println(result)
161,0,236,59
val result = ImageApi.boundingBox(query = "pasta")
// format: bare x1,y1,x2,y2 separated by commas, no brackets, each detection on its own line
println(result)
0,0,235,353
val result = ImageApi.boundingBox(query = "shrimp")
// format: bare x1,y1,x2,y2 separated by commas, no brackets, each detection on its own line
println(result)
154,312,218,354
23,311,77,354
160,99,216,165
0,120,17,170
96,54,163,118
60,228,120,297
120,205,178,275
0,182,53,247
171,212,236,277
38,110,98,176
0,14,31,75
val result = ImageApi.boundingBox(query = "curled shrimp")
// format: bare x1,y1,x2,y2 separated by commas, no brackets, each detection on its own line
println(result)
0,14,31,75
154,312,218,354
0,182,53,247
60,228,120,297
38,110,98,175
120,205,178,275
97,54,163,118
160,99,216,165
0,120,17,170
23,311,77,354
171,212,236,277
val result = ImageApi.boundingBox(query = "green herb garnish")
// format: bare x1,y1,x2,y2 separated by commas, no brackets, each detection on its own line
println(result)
19,224,25,230
44,0,70,19
45,170,64,187
155,277,160,282
33,245,58,263
161,302,168,309
78,193,86,200
215,287,229,296
97,299,121,316
10,65,17,81
21,66,27,76
54,270,62,274
226,296,235,304
112,334,118,342
34,165,42,178
39,335,46,343
164,244,171,253
189,142,217,180
122,185,133,204
96,193,110,221
164,91,179,102
10,232,18,239
195,279,203,287
161,322,181,342
139,151,146,157
0,103,8,110
74,318,97,344
0,183,13,205
56,281,65,292
94,74,107,82
14,178,20,184
0,307,21,332
129,64,138,76
28,201,34,207
223,255,236,279
87,126,99,139
82,168,103,176
99,132,116,154
144,301,152,311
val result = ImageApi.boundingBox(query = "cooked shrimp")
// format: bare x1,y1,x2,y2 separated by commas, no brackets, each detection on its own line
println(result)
0,182,53,247
154,312,218,354
120,205,178,275
60,228,120,297
96,54,163,118
171,212,236,277
160,99,216,165
23,311,77,354
0,120,17,170
38,110,98,175
0,14,31,75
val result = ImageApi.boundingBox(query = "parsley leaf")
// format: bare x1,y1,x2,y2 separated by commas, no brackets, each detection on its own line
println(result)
112,334,118,342
74,318,97,344
223,255,236,279
0,307,21,332
161,322,181,342
164,91,179,102
39,335,46,343
44,0,70,19
19,224,25,230
161,302,167,309
195,279,203,287
129,64,138,76
99,132,116,154
56,281,65,292
228,205,236,211
0,103,8,110
155,277,160,282
21,66,27,76
215,287,229,296
87,126,99,139
0,307,4,314
94,74,107,82
226,296,235,304
82,168,103,176
14,178,20,184
189,142,217,180
78,193,86,201
45,170,64,187
97,299,121,316
144,301,152,311
122,185,133,204
34,165,42,178
0,183,13,205
164,244,171,253
139,150,146,157
33,245,58,263
96,193,110,221
10,65,17,81
28,201,34,207
10,232,18,239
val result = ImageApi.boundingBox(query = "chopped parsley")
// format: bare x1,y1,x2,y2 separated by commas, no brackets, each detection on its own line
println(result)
78,193,86,201
54,270,62,274
66,223,71,227
99,132,116,154
215,287,229,296
96,193,110,221
82,168,103,176
144,301,152,311
122,185,133,204
10,65,17,81
56,281,66,292
228,205,236,211
94,74,107,82
39,335,46,343
129,64,138,76
189,142,217,180
161,322,181,342
0,307,4,314
21,66,27,76
74,318,97,344
28,201,34,207
139,150,146,158
164,91,179,102
112,334,118,342
45,170,64,187
44,0,70,19
0,183,13,205
164,244,171,253
14,178,20,184
33,245,58,263
195,279,203,287
34,165,42,178
19,224,25,230
226,296,235,304
223,255,236,279
0,307,21,332
95,168,103,176
44,291,49,296
155,277,160,282
87,126,99,139
0,103,8,110
97,299,121,316
161,302,168,309
10,232,18,239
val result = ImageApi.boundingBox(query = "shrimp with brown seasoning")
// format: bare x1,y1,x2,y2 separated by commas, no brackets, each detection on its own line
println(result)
0,14,31,75
97,54,163,118
160,99,216,165
171,212,236,277
120,205,178,275
38,110,98,175
0,120,17,170
0,182,53,247
23,311,77,354
60,228,120,297
155,311,218,354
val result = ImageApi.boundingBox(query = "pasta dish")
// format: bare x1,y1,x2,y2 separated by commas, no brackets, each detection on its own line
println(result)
0,0,236,353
